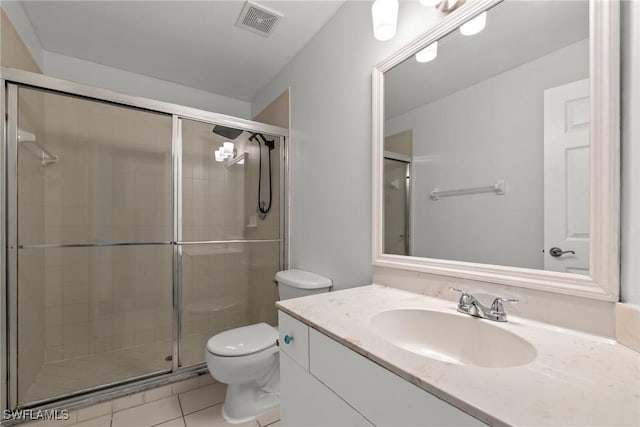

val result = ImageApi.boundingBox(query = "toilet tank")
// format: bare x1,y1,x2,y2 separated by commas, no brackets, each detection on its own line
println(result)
276,270,332,300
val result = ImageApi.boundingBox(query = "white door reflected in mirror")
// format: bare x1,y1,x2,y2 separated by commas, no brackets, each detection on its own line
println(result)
544,79,590,274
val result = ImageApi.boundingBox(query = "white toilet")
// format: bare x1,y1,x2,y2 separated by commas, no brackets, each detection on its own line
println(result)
205,269,332,424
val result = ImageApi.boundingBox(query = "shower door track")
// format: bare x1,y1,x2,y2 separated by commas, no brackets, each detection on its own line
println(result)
1,67,290,415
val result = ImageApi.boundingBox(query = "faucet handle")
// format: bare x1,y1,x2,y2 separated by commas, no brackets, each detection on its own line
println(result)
490,297,519,314
449,287,473,305
449,287,468,297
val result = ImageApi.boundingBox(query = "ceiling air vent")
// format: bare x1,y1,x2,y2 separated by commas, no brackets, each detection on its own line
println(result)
236,1,283,37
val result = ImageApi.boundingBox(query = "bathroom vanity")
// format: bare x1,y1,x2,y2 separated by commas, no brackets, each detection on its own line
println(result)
276,285,640,426
277,309,481,426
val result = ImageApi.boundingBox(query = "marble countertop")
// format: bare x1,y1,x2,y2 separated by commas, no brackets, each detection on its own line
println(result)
276,284,640,427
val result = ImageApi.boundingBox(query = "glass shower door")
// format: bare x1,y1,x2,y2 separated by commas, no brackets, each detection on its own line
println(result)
11,85,174,405
179,119,282,367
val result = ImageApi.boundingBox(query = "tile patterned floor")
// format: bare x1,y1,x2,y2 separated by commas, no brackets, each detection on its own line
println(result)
22,381,280,427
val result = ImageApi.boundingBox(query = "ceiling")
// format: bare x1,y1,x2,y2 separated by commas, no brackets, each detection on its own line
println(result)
385,0,589,119
21,0,345,101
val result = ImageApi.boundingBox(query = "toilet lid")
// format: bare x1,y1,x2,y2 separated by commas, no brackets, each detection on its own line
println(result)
275,269,332,289
206,323,278,356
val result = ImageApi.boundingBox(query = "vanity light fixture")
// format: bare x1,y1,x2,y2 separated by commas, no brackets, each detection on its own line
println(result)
415,41,438,63
371,0,399,41
375,0,481,42
436,0,465,13
383,0,464,42
459,11,487,35
421,0,466,14
214,141,235,162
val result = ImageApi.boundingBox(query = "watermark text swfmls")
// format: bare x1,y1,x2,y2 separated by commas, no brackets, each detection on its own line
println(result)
2,409,70,421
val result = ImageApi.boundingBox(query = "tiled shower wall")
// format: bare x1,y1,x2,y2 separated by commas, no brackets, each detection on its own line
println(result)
40,246,173,362
181,122,252,365
181,122,249,364
22,89,175,365
180,120,281,366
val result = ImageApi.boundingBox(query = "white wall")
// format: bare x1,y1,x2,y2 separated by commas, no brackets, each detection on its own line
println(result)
43,52,251,118
385,40,588,270
251,2,443,290
621,0,640,305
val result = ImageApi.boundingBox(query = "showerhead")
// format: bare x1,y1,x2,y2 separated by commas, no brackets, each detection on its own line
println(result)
212,125,243,140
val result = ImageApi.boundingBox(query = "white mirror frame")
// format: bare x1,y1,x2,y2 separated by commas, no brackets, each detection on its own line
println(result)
372,0,620,301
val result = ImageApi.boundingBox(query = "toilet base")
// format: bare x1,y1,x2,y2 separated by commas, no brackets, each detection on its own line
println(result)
221,383,280,424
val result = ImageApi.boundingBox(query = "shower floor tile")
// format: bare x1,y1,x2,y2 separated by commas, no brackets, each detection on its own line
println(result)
22,340,176,404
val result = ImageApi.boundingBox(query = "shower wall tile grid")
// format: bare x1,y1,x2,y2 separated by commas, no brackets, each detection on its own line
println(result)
41,246,173,364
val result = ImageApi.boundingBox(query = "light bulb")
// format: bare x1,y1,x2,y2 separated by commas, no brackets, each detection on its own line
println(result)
223,142,234,154
460,12,486,36
371,0,398,41
214,149,224,162
419,0,439,6
415,41,438,63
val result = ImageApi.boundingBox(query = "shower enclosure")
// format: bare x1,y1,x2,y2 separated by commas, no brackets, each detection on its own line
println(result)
383,156,410,256
0,68,287,412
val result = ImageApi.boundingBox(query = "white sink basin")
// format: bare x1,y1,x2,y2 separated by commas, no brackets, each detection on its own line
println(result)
369,309,536,368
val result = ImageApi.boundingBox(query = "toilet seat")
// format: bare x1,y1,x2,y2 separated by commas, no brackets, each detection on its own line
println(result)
207,323,278,357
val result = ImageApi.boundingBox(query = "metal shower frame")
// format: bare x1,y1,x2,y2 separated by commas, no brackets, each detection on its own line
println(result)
0,67,290,417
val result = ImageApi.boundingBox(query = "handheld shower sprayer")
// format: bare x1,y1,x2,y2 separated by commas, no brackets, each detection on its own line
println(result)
249,133,275,218
249,133,275,151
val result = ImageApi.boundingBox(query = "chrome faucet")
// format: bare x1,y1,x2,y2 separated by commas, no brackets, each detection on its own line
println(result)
449,288,518,322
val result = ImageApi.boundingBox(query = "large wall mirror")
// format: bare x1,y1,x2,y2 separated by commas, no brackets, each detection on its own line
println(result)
372,0,620,300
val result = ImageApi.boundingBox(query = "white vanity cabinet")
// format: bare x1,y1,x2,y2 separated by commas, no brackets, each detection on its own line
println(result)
278,311,485,427
278,311,371,426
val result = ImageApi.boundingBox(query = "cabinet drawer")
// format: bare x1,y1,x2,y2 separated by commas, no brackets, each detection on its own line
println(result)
278,310,309,370
309,329,485,427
